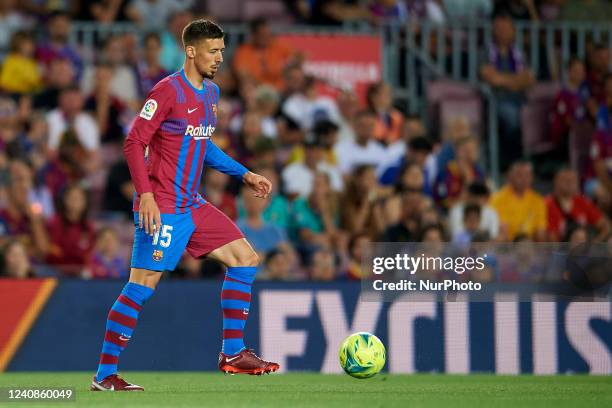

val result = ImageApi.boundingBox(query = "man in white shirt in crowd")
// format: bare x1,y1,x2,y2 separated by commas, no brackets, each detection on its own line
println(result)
282,133,343,199
46,85,100,153
334,110,391,176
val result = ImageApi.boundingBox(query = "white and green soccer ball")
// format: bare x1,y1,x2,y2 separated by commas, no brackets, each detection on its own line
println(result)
338,332,386,379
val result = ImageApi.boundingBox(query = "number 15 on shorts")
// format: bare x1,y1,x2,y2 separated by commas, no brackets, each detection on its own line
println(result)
152,225,173,248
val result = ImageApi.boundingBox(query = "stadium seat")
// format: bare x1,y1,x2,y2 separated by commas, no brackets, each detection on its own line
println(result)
520,82,560,156
439,96,483,138
427,80,482,137
205,0,244,21
569,120,595,175
520,101,556,155
244,0,292,22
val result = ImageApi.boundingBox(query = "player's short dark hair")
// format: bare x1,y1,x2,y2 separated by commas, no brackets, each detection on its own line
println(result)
182,19,224,47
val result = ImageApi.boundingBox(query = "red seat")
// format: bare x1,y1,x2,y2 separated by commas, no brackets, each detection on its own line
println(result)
520,82,561,156
520,101,556,155
427,80,482,137
569,121,595,175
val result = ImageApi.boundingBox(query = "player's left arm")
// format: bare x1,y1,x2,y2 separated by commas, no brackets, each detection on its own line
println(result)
204,139,272,198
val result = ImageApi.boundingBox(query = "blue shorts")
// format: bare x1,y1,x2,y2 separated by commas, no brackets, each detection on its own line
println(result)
130,203,244,272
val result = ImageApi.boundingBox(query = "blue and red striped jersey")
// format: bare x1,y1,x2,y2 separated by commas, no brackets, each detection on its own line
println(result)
124,69,248,214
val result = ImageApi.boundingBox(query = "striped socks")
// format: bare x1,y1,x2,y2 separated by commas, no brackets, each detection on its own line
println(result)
95,282,154,382
221,266,257,356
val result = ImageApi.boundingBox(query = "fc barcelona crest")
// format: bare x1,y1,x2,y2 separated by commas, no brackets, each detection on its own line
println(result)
212,104,217,114
152,249,164,261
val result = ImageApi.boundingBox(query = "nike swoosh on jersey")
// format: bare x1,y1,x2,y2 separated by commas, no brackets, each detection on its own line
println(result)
188,107,198,113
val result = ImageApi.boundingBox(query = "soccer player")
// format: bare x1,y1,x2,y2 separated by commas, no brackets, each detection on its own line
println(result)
90,20,279,392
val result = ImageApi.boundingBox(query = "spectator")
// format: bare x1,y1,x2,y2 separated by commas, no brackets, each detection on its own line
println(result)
309,0,372,25
262,248,292,280
587,75,612,214
344,232,371,280
335,110,391,175
0,241,35,278
0,30,42,94
134,32,170,98
254,85,280,139
595,73,612,132
33,57,75,110
547,168,610,242
160,10,194,71
480,15,535,170
282,75,341,131
233,18,295,91
405,0,447,24
380,134,434,189
282,62,307,99
490,161,547,241
290,172,341,253
380,189,427,242
9,158,54,220
288,119,340,165
434,135,484,209
309,247,337,281
367,81,405,145
87,227,128,279
237,185,290,258
0,0,33,53
83,0,132,23
442,0,492,22
586,43,611,105
35,11,83,80
282,133,343,199
81,35,139,109
452,203,486,246
46,85,100,165
369,0,408,26
560,0,612,23
0,161,49,258
449,181,500,240
335,88,358,143
45,184,96,277
436,115,471,175
126,0,193,30
204,169,237,220
550,58,590,150
85,62,127,144
103,158,134,219
493,0,539,20
238,167,291,230
394,161,432,198
340,165,385,238
232,110,264,167
419,222,446,243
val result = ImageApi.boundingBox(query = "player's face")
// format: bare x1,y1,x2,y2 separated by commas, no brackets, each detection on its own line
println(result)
194,38,225,79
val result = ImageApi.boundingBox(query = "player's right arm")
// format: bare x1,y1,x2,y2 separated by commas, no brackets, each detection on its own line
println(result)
123,83,173,236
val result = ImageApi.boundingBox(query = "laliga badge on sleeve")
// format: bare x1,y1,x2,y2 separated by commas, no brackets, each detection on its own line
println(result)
140,99,158,120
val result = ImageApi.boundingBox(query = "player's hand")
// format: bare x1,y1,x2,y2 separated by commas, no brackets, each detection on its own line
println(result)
139,192,161,236
243,172,272,199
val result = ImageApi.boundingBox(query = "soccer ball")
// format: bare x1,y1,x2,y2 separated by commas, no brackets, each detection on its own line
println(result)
338,332,386,379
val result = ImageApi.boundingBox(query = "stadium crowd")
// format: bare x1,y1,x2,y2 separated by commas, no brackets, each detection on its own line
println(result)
0,0,611,281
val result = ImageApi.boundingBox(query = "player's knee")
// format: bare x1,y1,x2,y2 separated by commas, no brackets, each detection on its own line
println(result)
232,250,259,267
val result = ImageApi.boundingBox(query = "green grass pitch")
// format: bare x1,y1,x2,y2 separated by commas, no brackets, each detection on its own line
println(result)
0,372,610,407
